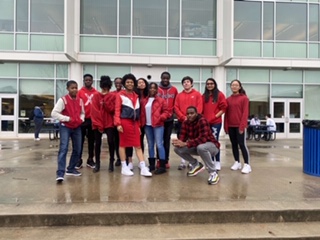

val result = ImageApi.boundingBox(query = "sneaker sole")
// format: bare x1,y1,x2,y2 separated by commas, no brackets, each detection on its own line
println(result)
187,166,205,177
86,164,95,169
56,177,64,182
241,169,252,174
208,177,220,185
75,166,83,170
65,173,82,176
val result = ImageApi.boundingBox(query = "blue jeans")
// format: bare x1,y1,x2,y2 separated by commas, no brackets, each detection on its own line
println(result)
56,125,82,177
211,123,222,162
144,125,165,160
34,118,43,138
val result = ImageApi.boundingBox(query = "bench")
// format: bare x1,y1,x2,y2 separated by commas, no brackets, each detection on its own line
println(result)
41,123,59,140
254,129,277,141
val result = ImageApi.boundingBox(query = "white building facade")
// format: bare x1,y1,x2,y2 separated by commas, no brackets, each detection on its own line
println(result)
0,0,320,138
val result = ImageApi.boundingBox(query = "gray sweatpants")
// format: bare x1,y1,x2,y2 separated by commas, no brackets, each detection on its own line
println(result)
174,142,219,173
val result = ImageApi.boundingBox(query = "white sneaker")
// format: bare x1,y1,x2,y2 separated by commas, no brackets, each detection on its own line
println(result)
215,161,221,171
121,166,134,176
34,138,40,141
128,162,133,170
230,161,241,171
140,166,152,177
241,164,252,174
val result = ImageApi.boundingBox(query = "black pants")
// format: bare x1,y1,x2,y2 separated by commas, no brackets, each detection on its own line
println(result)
228,127,250,164
140,126,145,153
80,118,95,160
94,128,116,164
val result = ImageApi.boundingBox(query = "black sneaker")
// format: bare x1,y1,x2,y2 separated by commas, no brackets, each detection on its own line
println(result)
187,162,205,177
86,159,95,169
56,176,64,183
115,159,121,167
75,159,83,170
66,170,82,176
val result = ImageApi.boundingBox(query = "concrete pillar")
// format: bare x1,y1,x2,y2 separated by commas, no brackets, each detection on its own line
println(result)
70,62,83,87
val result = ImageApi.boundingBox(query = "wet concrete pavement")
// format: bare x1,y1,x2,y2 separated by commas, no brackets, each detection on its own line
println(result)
1,137,320,239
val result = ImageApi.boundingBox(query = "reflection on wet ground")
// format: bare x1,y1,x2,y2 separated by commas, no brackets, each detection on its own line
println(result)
0,138,320,205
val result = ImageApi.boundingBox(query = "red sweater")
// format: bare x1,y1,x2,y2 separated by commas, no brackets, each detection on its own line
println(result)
78,86,97,118
224,94,249,133
157,84,178,120
174,89,203,122
61,95,83,129
202,92,227,125
91,91,116,131
140,96,171,127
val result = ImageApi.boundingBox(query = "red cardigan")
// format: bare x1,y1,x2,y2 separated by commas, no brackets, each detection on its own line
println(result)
91,91,116,131
140,96,171,127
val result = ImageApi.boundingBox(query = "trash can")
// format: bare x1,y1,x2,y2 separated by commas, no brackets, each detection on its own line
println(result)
302,120,320,177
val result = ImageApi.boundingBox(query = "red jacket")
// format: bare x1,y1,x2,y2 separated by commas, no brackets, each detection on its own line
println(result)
140,96,170,127
174,89,203,122
61,95,83,129
78,86,97,118
157,84,178,121
202,92,227,125
91,91,116,131
224,93,249,133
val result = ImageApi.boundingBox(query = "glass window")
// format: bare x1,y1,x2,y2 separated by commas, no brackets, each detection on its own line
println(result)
305,86,320,119
80,36,117,53
275,42,307,58
83,65,96,79
56,64,68,79
0,0,14,32
16,0,29,32
30,35,64,51
309,4,319,41
20,63,55,78
0,79,17,93
80,0,117,35
56,80,68,101
263,2,274,40
30,0,64,33
181,39,216,56
169,0,180,37
182,0,216,38
272,70,303,83
168,67,200,82
271,84,302,98
19,79,54,118
133,0,166,37
305,70,320,83
132,38,166,54
0,33,14,50
234,41,261,57
234,1,261,40
97,65,131,80
239,69,270,83
119,0,131,35
276,3,306,41
0,63,17,77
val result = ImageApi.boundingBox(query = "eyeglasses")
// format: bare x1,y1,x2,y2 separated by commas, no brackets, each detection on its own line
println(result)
206,83,214,85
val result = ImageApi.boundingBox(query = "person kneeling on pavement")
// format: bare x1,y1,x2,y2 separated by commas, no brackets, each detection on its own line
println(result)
172,106,220,185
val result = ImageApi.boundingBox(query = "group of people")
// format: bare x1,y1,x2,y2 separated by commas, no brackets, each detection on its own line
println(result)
248,114,277,140
51,72,252,185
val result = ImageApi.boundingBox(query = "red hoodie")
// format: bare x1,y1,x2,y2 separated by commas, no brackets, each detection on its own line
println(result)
91,91,116,132
224,93,249,133
157,84,178,121
78,86,97,118
174,89,203,122
202,92,227,125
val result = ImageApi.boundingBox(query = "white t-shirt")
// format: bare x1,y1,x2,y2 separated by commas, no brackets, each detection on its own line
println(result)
145,97,155,126
266,118,276,131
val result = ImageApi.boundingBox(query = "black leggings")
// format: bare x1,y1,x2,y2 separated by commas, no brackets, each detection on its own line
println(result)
94,128,116,164
228,127,250,164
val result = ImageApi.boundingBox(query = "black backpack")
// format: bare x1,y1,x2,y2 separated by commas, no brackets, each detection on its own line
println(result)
28,110,35,121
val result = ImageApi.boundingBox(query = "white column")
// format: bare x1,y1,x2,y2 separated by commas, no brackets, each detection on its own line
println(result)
70,62,83,87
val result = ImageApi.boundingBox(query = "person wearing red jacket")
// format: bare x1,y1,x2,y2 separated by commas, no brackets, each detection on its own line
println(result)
157,71,178,169
51,80,85,183
141,82,170,174
224,79,251,174
91,75,116,173
114,73,152,177
76,73,97,169
174,76,203,170
202,78,227,171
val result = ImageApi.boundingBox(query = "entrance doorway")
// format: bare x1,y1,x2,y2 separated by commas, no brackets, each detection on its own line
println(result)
271,98,303,138
0,95,17,137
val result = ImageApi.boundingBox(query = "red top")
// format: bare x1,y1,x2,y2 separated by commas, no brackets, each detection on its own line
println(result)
202,92,227,125
91,91,116,131
61,94,83,129
174,89,203,122
140,96,171,127
224,94,249,133
78,86,97,118
157,85,178,118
